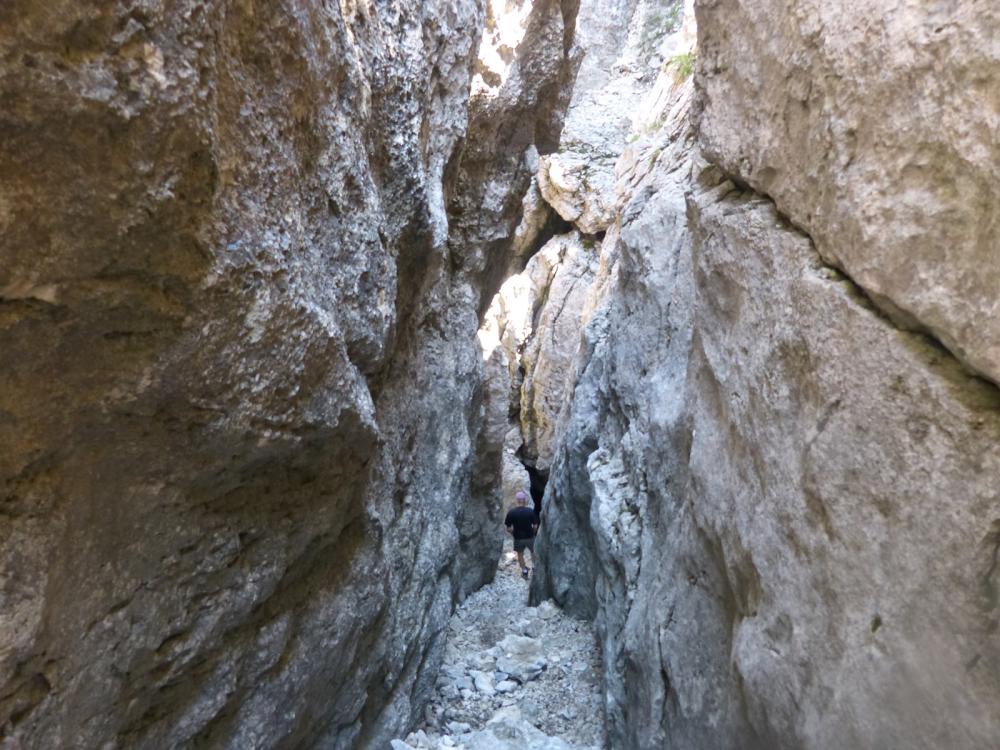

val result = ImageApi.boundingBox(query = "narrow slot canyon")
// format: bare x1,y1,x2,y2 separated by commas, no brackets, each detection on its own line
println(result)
2,1,999,749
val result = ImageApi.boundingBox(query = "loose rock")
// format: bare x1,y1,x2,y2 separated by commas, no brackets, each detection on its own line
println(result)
392,539,606,749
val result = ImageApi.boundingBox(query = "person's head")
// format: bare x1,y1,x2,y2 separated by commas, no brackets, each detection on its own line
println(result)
515,490,528,506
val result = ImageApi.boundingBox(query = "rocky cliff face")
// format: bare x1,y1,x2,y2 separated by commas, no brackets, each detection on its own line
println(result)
452,0,582,598
697,0,1000,385
478,0,692,504
528,1,1000,749
5,0,999,747
0,1,579,747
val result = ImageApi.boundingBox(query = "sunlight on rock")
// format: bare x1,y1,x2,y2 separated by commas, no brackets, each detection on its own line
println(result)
477,271,534,362
472,0,535,98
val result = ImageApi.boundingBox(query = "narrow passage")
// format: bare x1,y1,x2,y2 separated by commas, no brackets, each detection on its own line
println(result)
392,540,606,750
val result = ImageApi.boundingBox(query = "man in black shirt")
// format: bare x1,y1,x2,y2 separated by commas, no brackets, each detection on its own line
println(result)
504,491,540,579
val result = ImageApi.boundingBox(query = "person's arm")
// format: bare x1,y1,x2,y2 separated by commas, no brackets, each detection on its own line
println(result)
504,512,513,536
531,511,539,535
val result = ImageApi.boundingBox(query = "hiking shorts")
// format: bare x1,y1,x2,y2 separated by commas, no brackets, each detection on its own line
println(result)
513,537,535,553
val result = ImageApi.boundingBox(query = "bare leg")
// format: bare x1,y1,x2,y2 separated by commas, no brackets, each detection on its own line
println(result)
516,549,526,570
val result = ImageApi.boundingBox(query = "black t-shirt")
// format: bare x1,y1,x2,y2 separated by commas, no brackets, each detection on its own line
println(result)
505,506,539,539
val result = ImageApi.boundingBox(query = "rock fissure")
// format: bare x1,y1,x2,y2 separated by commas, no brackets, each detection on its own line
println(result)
702,170,1000,401
4,0,1000,748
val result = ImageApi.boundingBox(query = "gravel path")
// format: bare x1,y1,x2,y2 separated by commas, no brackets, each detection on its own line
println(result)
392,539,606,750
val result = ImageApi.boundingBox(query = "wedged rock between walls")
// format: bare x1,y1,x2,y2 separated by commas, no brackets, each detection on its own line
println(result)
0,1,580,747
450,0,583,599
477,0,693,555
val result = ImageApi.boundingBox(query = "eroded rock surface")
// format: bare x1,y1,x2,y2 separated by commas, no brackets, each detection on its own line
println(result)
677,179,1000,750
453,0,582,597
6,0,1000,748
0,1,579,747
477,0,689,512
532,70,699,737
696,0,1000,383
531,2,1000,749
538,0,694,235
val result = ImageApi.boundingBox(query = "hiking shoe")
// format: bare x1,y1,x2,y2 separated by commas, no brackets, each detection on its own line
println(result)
521,567,530,579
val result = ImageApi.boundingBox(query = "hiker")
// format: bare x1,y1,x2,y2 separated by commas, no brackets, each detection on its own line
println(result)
504,490,539,579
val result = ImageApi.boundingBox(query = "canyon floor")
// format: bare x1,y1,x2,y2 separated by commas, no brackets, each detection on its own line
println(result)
392,539,607,750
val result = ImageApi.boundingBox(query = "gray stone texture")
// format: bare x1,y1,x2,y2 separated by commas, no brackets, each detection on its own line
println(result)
0,1,579,747
695,0,1000,384
538,0,692,235
478,229,599,511
532,1,1000,749
7,0,1000,747
452,0,582,598
531,77,700,745
538,88,1000,750
518,234,600,472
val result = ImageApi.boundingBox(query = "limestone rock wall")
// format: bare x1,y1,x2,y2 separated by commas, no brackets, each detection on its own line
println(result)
696,0,1000,384
0,1,579,747
525,0,693,622
539,0,694,235
518,234,601,472
675,177,1000,750
531,1,1000,748
476,0,688,522
481,233,600,472
531,74,699,725
450,0,582,596
7,0,999,746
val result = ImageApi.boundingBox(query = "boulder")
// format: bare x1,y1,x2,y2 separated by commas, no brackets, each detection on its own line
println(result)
462,707,584,750
496,635,548,683
470,670,497,696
